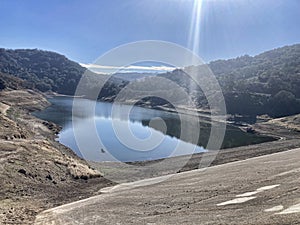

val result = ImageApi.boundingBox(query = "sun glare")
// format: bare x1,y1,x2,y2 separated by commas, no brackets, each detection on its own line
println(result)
188,0,203,55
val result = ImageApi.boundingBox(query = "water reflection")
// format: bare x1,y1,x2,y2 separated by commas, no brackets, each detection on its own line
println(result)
34,96,276,162
35,96,205,162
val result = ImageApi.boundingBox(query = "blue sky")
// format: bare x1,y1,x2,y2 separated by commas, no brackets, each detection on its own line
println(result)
1,0,299,64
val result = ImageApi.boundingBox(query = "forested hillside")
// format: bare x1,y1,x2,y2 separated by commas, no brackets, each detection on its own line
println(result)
0,48,127,97
0,44,299,118
0,72,29,90
0,49,85,94
211,44,300,97
213,44,300,117
158,44,300,118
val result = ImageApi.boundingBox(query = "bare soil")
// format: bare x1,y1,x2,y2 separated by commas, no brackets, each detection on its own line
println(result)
0,90,114,224
1,89,300,224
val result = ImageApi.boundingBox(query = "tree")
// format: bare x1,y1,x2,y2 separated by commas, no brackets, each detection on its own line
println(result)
269,90,300,117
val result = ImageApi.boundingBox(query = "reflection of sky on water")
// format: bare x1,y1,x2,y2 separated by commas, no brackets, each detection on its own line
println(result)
40,97,205,162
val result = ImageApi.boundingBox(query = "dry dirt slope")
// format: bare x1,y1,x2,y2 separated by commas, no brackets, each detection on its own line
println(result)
0,89,112,224
35,148,300,225
1,89,300,224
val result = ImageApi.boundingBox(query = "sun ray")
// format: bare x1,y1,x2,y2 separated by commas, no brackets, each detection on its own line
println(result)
188,0,203,55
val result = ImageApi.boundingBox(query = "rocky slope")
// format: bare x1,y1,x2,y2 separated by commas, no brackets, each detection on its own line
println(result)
0,89,112,224
1,90,300,224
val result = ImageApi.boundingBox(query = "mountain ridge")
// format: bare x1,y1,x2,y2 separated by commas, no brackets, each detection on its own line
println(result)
0,44,299,118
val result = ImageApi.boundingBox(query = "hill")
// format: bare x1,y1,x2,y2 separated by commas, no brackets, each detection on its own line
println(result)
0,49,85,94
0,48,127,97
0,72,29,90
212,44,300,118
156,44,300,118
0,44,299,118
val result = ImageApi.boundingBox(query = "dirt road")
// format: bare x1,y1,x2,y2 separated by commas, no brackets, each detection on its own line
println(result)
35,148,300,225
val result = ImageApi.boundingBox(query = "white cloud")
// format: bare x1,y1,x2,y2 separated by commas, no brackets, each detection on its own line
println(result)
80,63,177,74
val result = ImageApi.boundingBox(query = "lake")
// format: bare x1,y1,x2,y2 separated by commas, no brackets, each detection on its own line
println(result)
34,96,276,162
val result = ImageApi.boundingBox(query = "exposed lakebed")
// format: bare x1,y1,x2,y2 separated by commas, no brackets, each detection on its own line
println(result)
34,96,276,162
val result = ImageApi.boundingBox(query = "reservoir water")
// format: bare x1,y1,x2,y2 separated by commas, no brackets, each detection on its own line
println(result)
34,96,276,162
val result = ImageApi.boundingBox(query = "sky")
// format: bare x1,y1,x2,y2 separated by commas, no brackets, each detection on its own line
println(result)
1,0,300,67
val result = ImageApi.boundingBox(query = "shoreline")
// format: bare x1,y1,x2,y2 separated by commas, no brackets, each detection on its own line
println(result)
0,89,114,224
35,92,295,170
46,92,220,122
45,93,280,152
44,95,282,156
1,89,300,224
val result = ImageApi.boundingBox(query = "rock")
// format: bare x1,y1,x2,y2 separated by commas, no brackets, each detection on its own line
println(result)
17,169,26,175
46,174,53,180
246,127,256,134
80,175,89,180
